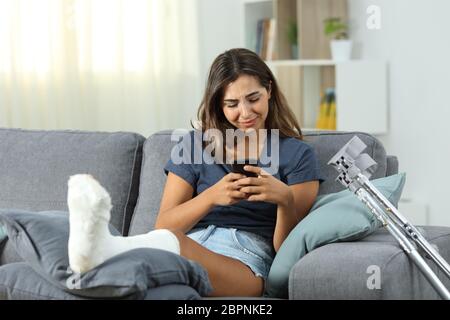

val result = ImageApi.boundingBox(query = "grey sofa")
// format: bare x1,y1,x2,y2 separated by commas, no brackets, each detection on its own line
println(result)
1,127,449,299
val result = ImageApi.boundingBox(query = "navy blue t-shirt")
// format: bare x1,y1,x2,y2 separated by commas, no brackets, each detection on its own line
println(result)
164,130,324,240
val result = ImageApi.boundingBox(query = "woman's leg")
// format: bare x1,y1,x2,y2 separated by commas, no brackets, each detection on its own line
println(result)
170,229,264,297
67,174,263,297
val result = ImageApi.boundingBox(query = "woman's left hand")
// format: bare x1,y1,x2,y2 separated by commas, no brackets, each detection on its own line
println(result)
236,165,293,207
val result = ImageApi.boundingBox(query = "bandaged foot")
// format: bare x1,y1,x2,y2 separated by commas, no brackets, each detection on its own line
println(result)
67,174,180,274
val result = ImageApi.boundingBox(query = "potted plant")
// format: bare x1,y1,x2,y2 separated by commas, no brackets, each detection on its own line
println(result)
286,20,298,59
323,17,352,61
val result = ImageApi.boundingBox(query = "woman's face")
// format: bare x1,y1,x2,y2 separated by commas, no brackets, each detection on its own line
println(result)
222,74,271,132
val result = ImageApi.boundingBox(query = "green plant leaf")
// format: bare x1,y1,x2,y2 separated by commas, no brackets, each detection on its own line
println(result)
286,20,298,45
323,17,348,39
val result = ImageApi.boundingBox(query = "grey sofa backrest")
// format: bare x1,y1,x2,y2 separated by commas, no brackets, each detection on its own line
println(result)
302,131,396,194
128,130,398,236
129,130,175,236
0,128,145,235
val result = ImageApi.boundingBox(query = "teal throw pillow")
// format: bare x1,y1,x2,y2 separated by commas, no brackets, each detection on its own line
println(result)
265,173,406,298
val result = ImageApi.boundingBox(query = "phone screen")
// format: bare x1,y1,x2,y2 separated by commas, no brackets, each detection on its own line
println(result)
230,159,258,177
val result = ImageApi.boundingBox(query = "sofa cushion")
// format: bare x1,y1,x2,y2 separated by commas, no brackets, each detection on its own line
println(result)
289,226,450,299
129,130,392,235
0,209,212,299
0,237,23,265
265,173,406,298
0,128,145,235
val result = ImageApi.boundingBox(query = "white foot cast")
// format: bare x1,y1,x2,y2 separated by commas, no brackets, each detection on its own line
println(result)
67,174,180,274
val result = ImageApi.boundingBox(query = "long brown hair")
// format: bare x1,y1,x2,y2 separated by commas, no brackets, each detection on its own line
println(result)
194,48,302,140
193,48,303,162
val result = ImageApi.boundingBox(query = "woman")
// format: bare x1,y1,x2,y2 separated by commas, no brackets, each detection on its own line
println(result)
155,48,322,297
67,48,323,297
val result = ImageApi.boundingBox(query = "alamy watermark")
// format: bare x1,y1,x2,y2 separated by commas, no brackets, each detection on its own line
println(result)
170,129,280,175
366,265,381,290
367,5,381,30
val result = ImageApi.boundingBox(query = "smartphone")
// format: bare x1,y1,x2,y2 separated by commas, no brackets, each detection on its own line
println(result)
230,159,258,177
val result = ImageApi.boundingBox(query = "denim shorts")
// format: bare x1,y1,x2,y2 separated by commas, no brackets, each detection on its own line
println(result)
186,225,275,280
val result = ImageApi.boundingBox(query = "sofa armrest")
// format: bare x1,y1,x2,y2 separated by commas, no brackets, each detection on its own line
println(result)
288,227,450,300
386,155,398,176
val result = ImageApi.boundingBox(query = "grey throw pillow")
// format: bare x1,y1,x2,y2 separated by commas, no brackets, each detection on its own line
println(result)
0,209,212,299
0,223,6,244
0,262,203,300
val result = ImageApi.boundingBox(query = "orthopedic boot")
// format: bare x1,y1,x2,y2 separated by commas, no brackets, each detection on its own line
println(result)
67,174,180,274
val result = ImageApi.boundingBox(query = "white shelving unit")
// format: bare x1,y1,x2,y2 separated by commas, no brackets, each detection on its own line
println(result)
267,60,336,66
242,0,388,135
267,60,387,134
335,60,387,134
243,0,273,53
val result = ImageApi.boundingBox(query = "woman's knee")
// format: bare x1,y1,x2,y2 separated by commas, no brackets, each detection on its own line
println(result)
165,229,184,241
163,229,188,252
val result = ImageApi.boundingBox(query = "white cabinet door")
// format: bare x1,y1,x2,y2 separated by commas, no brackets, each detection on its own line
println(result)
336,61,387,134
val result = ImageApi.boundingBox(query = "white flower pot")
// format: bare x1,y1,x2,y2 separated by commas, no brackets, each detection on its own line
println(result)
330,39,353,61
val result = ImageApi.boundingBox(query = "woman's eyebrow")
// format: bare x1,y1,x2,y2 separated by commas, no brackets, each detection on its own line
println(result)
224,91,261,102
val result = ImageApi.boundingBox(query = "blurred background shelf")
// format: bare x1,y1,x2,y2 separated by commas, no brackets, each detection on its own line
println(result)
243,0,388,135
266,59,336,66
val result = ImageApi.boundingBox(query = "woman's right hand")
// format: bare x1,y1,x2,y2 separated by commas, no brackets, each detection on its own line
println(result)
205,173,248,206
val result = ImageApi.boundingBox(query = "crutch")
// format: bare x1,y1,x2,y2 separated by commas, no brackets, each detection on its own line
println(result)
328,136,450,300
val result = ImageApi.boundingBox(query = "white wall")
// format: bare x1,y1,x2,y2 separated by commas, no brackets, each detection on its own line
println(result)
197,0,244,87
197,0,450,226
348,0,450,226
